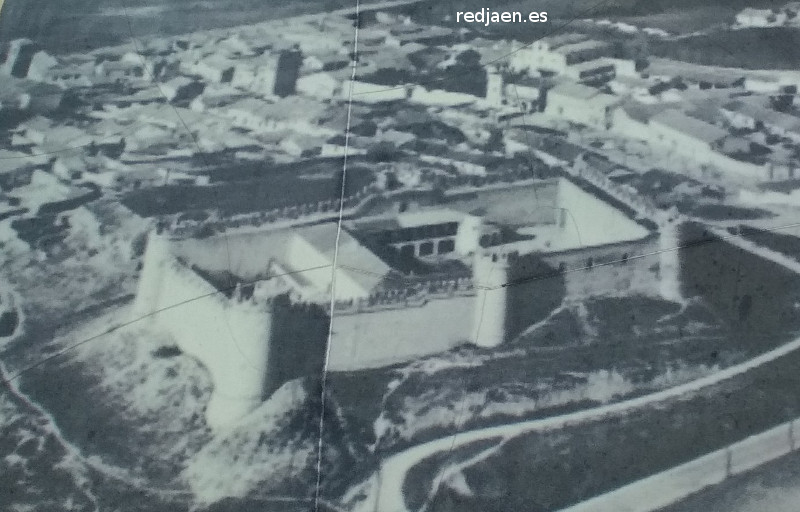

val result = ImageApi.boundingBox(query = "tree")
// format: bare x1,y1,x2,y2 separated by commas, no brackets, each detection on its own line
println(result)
455,49,481,67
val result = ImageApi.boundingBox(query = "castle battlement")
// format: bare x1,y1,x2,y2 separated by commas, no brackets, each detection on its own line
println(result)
332,276,477,315
133,175,677,429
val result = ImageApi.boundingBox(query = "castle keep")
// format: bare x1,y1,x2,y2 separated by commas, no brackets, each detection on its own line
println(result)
132,176,676,429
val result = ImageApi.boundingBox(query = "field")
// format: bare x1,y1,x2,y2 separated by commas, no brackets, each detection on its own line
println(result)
418,346,800,512
651,28,800,70
2,0,784,54
328,294,741,454
0,0,365,53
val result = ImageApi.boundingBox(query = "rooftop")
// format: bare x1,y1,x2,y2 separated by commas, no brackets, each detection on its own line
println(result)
349,209,473,234
549,82,619,106
0,150,48,174
723,98,800,133
296,223,391,292
650,109,729,143
554,40,609,56
568,57,616,72
618,101,669,123
541,33,588,49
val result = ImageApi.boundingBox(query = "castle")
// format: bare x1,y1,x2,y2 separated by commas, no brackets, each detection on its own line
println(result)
132,176,678,430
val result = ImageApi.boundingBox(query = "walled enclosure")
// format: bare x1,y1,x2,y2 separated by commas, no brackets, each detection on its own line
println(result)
132,177,668,428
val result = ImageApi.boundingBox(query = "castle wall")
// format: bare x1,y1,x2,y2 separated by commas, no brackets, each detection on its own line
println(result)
680,222,800,346
557,177,651,248
170,229,294,278
472,253,509,348
540,234,662,299
505,252,567,340
132,234,273,430
266,296,329,395
328,295,476,370
443,180,561,226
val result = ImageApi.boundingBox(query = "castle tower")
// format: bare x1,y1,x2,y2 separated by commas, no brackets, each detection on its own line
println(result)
131,231,170,322
1,39,37,78
658,213,683,303
472,251,510,348
273,47,303,97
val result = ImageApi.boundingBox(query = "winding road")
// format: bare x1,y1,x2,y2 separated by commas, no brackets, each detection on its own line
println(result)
354,233,800,512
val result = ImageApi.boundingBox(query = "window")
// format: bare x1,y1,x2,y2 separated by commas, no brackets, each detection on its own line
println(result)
419,241,434,257
400,244,415,259
438,239,455,254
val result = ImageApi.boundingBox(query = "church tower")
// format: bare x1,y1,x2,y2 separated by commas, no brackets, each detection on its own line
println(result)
485,68,504,108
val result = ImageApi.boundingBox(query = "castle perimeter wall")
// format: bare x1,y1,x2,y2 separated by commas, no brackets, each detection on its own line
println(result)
169,229,295,279
132,234,273,430
680,222,800,346
266,296,329,395
442,179,561,227
328,295,476,370
540,234,663,300
556,177,651,248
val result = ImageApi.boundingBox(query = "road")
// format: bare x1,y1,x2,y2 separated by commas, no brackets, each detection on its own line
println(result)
344,226,800,512
350,331,800,512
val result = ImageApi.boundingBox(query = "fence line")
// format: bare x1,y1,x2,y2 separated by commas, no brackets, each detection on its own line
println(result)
559,417,800,512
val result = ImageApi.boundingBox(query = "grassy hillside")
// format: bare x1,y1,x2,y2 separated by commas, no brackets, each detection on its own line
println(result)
0,0,357,53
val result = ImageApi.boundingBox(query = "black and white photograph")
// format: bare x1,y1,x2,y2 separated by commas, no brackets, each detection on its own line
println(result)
3,1,800,511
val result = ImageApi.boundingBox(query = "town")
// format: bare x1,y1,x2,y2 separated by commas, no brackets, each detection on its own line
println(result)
3,1,800,512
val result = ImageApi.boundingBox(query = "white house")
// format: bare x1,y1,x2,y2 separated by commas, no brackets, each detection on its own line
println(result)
564,57,617,85
510,33,612,81
736,8,785,27
545,82,620,130
722,98,800,142
182,55,236,84
409,86,477,107
230,54,279,96
222,97,331,136
296,72,343,100
509,33,586,73
347,80,409,104
611,102,667,141
648,109,728,160
25,51,59,81
47,62,94,89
